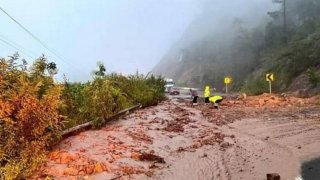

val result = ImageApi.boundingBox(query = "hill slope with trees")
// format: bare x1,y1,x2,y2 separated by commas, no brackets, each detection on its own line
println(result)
153,0,320,95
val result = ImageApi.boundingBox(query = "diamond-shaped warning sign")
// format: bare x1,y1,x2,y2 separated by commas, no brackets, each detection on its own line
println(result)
266,73,274,82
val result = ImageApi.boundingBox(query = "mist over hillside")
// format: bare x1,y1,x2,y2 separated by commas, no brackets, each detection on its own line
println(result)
153,0,320,95
153,0,275,87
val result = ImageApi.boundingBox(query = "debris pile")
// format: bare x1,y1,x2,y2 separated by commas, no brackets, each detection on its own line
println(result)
201,108,246,126
191,131,225,149
120,165,146,176
224,93,319,108
131,152,165,163
34,122,165,179
163,105,192,132
46,151,108,176
128,128,153,144
163,121,184,132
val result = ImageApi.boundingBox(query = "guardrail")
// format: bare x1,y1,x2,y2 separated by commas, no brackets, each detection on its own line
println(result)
61,104,142,138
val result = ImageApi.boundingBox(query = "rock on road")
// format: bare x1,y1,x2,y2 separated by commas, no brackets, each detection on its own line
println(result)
34,94,320,180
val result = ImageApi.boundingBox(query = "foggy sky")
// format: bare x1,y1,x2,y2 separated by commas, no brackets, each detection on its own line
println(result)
0,0,276,81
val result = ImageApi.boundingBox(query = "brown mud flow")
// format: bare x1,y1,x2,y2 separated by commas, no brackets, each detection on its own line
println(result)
33,94,320,180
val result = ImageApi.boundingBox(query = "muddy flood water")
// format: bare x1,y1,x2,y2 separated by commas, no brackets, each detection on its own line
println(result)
33,94,320,180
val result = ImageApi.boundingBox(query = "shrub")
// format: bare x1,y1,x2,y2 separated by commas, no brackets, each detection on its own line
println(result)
81,78,130,126
60,65,165,128
242,78,268,95
0,55,62,179
306,68,320,88
107,73,165,107
0,56,165,178
59,82,86,128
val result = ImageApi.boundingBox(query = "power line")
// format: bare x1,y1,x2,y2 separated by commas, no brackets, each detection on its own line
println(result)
0,34,38,58
0,6,81,71
0,37,35,59
0,7,63,60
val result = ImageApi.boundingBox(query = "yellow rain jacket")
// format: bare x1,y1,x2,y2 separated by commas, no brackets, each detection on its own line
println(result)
209,96,223,103
204,86,210,98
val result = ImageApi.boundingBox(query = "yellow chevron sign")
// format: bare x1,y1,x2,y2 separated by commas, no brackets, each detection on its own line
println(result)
266,73,274,82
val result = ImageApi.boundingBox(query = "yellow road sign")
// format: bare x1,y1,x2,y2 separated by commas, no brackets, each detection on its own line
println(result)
266,73,274,82
224,77,232,84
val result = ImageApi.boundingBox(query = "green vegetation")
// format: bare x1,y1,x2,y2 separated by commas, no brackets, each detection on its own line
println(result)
0,55,165,179
243,27,320,94
61,65,165,128
307,68,320,88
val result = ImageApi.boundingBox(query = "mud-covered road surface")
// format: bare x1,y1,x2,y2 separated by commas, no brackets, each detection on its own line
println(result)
34,94,320,180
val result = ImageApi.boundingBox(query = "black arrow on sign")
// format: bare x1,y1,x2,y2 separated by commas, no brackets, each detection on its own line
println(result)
267,74,273,81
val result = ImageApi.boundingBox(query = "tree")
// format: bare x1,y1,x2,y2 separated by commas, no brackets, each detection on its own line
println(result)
31,55,47,77
47,62,58,76
93,61,106,77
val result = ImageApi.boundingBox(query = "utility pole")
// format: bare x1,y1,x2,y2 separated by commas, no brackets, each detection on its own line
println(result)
270,0,287,45
283,0,287,45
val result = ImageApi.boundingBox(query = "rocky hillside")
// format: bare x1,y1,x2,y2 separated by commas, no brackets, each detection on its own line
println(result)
153,0,320,95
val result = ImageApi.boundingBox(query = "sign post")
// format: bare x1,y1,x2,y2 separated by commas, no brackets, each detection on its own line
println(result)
269,81,272,94
226,84,228,94
224,76,232,94
266,73,274,94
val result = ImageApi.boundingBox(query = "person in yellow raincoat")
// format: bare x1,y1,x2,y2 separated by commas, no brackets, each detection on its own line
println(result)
209,95,223,109
204,85,210,104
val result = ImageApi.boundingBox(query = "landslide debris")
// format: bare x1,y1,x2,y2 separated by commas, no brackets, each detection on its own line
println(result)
34,94,319,179
197,93,320,127
131,151,165,163
45,151,108,176
128,128,153,144
139,153,165,163
223,93,319,108
163,121,184,132
187,128,227,150
163,105,193,132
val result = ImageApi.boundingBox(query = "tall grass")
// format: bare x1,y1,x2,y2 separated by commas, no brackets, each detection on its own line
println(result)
60,72,165,128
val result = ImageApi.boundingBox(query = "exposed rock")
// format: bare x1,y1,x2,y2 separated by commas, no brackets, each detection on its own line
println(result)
121,165,145,175
128,129,153,144
94,163,106,173
220,142,232,149
130,152,141,160
49,151,78,164
63,167,78,176
267,173,281,180
139,153,165,163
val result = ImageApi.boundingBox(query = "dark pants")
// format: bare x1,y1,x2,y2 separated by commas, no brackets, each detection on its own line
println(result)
214,99,223,109
193,96,198,103
205,97,209,103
